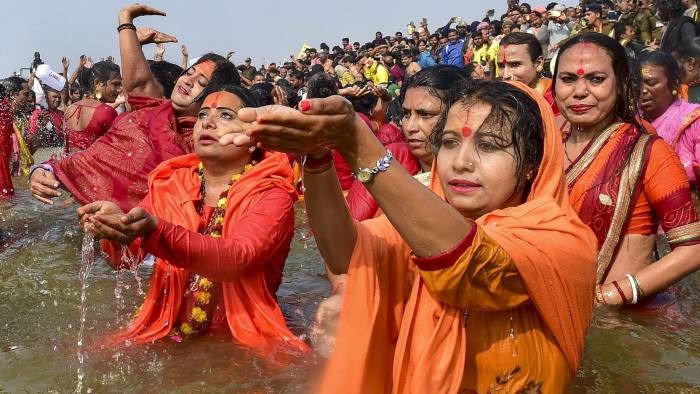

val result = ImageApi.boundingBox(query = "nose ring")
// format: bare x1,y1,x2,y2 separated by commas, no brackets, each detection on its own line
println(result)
466,162,474,171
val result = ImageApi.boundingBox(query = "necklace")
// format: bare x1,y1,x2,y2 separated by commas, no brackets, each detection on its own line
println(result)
172,160,255,338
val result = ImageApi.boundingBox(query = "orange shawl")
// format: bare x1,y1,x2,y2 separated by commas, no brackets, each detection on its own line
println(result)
319,82,597,393
112,151,309,359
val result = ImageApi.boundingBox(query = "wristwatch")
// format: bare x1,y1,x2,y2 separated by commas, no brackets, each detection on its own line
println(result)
353,149,394,184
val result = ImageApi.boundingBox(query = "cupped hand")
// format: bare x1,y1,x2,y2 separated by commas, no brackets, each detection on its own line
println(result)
30,168,61,204
218,96,360,156
77,200,123,231
81,204,157,244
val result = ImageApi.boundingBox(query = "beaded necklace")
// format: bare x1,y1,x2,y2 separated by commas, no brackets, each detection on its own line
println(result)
175,161,255,337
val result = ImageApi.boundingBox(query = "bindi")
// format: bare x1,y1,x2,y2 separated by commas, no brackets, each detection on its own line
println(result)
461,126,473,138
641,66,652,78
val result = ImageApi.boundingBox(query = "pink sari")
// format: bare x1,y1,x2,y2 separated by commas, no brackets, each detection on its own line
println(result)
651,99,700,184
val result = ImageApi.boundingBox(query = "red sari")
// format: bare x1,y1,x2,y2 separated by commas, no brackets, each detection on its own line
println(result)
48,95,194,212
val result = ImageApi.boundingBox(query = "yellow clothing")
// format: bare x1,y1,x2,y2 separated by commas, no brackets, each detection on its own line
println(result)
419,226,572,393
363,61,389,86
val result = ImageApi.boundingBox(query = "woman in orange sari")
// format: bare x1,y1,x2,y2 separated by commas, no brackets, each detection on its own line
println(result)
224,80,597,392
77,85,309,360
554,33,700,306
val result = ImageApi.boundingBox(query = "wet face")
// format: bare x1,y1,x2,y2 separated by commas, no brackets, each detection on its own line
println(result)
437,102,524,219
555,43,617,128
194,91,250,161
96,75,123,103
497,44,541,88
640,64,675,120
171,61,214,113
401,87,443,168
45,90,62,110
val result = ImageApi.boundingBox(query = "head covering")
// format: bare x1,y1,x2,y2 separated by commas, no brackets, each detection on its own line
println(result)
318,81,597,392
456,20,468,27
502,17,514,26
477,21,490,32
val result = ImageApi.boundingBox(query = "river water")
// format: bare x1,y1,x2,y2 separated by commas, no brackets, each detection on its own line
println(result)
1,182,699,393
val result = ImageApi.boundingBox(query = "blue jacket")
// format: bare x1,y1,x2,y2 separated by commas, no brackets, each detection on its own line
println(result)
441,40,465,67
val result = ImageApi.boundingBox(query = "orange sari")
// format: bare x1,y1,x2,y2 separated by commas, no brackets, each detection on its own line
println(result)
318,82,597,393
566,122,700,282
108,151,310,361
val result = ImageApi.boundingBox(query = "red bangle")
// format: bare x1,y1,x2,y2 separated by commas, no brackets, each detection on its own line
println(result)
303,150,333,171
612,280,628,304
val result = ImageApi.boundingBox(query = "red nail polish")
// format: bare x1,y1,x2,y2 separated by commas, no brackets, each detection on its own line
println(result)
300,101,311,112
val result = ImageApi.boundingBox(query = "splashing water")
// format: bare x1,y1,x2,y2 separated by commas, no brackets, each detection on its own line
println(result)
76,232,95,393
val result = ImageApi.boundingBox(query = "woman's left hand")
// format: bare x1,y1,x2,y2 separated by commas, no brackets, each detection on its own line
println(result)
219,96,361,157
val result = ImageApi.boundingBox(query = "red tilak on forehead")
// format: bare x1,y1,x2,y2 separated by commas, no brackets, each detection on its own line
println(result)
210,93,221,109
461,127,473,138
577,68,585,76
577,42,591,76
501,44,509,63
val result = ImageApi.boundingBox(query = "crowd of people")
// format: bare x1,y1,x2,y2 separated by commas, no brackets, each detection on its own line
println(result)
2,0,700,391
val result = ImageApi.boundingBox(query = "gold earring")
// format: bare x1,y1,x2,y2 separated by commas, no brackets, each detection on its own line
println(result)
536,65,543,73
95,89,102,101
248,146,256,154
672,89,678,96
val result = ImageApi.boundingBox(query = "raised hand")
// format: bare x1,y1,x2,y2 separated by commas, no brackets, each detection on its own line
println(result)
136,27,178,45
119,3,166,24
226,50,235,60
219,96,360,156
154,43,165,60
62,57,70,70
181,44,189,57
106,55,115,63
84,57,93,69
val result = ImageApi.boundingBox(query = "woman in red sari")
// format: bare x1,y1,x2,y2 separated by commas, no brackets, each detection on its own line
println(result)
78,85,309,360
63,61,121,152
30,4,240,212
554,33,700,306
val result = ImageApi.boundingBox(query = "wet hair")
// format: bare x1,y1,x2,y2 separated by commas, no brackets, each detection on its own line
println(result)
306,73,338,99
399,65,471,108
87,61,121,92
553,33,642,129
431,80,544,198
657,0,687,21
191,53,241,102
639,51,682,92
500,32,543,62
148,60,183,98
1,76,27,95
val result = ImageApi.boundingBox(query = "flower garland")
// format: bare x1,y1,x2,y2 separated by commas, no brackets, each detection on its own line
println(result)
170,161,255,340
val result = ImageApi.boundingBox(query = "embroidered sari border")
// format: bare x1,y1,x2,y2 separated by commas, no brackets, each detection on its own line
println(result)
667,222,700,245
566,122,624,188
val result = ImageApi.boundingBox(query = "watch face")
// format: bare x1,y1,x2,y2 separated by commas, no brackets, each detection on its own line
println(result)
356,170,373,183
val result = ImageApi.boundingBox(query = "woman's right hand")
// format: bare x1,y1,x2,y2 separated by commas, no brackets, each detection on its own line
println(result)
224,97,363,158
78,203,156,244
29,168,61,204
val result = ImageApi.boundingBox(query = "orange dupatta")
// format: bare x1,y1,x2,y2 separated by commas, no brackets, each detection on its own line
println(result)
111,151,309,360
318,82,597,393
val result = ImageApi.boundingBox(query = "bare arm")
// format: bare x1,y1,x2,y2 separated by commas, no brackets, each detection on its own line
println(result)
180,45,189,70
117,4,173,98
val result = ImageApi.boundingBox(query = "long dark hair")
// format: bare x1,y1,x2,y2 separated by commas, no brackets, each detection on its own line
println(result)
431,80,545,198
552,33,643,130
190,53,241,103
87,61,120,93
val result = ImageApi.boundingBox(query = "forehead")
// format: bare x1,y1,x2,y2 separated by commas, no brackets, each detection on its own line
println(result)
498,44,530,60
446,101,494,130
403,87,442,109
558,43,613,72
202,91,244,109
